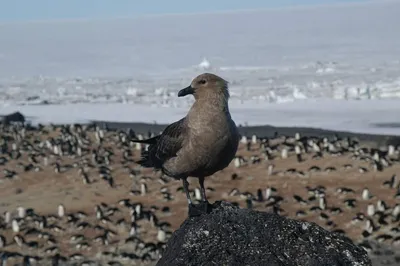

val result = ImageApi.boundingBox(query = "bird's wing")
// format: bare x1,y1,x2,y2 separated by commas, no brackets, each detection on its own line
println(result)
137,118,187,168
154,118,186,159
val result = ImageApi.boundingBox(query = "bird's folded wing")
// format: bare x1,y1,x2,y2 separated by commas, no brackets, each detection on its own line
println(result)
148,118,187,167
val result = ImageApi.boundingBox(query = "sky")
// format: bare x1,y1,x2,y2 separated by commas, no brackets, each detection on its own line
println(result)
1,0,372,22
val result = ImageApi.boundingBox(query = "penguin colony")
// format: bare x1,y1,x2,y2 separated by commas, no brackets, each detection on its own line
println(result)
0,122,399,265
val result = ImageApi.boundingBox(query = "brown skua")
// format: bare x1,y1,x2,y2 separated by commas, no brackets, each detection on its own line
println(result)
133,73,240,216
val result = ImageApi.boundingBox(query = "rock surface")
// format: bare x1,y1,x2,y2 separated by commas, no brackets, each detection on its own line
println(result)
366,241,400,266
156,201,371,266
1,111,25,125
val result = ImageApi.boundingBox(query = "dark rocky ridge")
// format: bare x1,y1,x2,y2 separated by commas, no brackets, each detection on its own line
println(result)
156,201,371,266
0,111,25,125
90,120,399,145
367,241,400,266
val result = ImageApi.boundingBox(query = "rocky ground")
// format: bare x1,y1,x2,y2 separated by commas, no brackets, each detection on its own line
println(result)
0,122,399,265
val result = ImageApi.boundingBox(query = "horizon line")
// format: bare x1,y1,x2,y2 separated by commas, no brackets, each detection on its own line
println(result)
0,0,396,25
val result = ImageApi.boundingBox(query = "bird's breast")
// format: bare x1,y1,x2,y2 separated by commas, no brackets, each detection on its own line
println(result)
183,100,238,175
186,119,238,170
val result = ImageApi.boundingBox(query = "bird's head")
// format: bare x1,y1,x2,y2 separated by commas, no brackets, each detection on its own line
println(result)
178,73,229,100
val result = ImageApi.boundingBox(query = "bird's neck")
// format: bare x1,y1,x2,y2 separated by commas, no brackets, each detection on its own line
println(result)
187,97,232,134
195,95,230,114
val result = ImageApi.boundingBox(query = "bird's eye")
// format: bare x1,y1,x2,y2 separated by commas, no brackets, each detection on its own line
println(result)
199,79,206,85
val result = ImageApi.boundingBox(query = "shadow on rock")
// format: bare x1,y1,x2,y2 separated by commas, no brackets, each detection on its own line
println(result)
156,201,371,266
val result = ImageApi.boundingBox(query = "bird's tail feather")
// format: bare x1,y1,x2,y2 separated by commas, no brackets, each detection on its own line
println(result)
131,136,159,145
135,158,154,167
135,151,159,169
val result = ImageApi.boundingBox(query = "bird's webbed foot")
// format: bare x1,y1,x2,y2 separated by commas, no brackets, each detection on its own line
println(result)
188,201,212,217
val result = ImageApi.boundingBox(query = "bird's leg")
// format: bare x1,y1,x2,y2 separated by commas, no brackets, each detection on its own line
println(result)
198,176,212,213
183,177,205,217
182,178,193,205
198,176,208,203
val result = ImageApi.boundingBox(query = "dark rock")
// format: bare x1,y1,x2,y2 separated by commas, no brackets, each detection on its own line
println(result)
157,201,371,266
1,111,25,125
365,240,400,266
